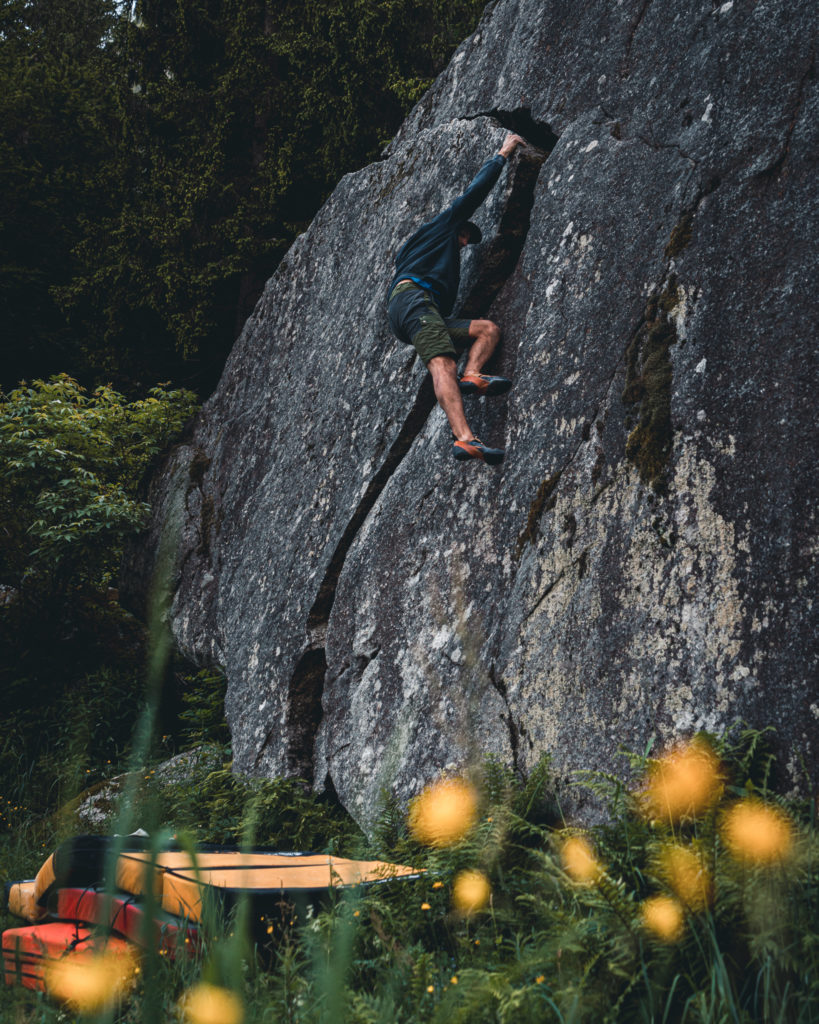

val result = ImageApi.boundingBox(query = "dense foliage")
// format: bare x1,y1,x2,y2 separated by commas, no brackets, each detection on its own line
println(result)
0,0,121,388
0,373,197,595
2,0,487,394
1,723,816,1023
0,374,197,823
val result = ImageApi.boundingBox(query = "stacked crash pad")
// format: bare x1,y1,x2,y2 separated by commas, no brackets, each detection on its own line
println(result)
2,923,133,993
114,848,419,921
3,835,419,993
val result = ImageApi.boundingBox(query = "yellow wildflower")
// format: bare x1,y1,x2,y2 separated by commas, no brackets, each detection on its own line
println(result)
722,799,794,865
452,869,491,915
658,844,711,910
642,739,722,822
45,950,137,1014
408,777,479,847
641,895,685,942
180,982,244,1024
420,902,431,911
561,836,602,884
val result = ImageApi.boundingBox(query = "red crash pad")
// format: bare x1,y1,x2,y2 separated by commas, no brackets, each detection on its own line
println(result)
56,887,198,956
2,922,133,993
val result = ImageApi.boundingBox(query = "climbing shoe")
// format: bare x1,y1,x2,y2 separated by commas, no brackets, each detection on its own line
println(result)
453,437,505,465
458,373,512,397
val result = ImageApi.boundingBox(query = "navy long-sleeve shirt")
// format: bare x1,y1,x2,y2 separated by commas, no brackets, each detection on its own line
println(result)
388,153,507,316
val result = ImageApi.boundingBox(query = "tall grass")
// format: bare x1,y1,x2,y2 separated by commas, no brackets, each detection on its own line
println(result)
1,730,817,1021
0,551,816,1022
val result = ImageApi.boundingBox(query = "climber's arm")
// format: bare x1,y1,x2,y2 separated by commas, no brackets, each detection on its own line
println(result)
445,133,525,224
445,155,505,224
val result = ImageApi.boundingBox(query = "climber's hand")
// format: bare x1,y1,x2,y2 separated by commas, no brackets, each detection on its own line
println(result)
499,132,525,157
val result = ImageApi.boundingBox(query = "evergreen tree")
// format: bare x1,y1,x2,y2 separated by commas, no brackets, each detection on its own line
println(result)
0,0,120,387
60,0,486,394
2,0,486,395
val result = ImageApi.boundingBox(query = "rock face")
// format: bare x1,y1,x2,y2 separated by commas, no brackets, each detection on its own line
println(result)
124,0,819,826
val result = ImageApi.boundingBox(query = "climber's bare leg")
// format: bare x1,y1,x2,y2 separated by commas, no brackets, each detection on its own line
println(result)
428,355,473,441
462,320,501,377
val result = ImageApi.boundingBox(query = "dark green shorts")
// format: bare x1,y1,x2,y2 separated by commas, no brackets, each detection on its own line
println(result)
387,281,472,365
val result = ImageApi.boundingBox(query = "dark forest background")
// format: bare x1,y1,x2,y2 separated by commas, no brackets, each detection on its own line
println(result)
0,0,485,818
2,0,486,397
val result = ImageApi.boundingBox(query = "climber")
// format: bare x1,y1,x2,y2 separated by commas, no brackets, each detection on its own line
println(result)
386,131,526,464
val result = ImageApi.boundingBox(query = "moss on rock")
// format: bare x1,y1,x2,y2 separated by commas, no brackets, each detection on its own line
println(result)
515,471,562,557
622,278,680,488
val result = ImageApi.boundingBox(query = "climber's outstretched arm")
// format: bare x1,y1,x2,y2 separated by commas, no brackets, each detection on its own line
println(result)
445,132,526,225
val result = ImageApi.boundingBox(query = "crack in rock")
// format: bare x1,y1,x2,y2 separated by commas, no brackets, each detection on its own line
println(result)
525,567,567,623
488,664,520,776
622,0,655,78
461,107,558,154
755,51,816,181
280,123,555,783
622,177,719,488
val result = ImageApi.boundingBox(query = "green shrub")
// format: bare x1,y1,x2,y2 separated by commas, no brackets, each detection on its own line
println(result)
156,751,363,855
179,669,232,749
1,728,816,1022
0,373,197,596
145,734,816,1021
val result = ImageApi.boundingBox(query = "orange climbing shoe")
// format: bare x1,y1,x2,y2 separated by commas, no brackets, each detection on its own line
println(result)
453,437,505,465
458,373,512,396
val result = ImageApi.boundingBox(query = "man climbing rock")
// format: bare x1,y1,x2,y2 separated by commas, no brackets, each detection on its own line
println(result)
387,132,525,464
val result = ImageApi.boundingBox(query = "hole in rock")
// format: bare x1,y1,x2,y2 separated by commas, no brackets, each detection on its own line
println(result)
285,646,328,779
480,107,558,154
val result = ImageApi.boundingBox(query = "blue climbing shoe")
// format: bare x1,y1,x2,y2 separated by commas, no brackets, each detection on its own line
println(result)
458,373,512,396
453,437,505,465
